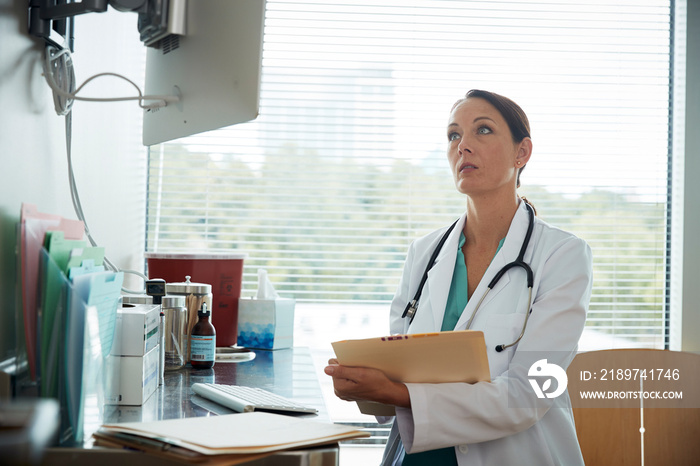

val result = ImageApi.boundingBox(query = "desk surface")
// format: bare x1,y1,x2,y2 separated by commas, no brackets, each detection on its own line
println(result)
95,347,330,436
45,347,338,466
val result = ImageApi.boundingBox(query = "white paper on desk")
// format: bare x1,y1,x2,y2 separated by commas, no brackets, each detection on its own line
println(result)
100,412,369,455
332,330,491,415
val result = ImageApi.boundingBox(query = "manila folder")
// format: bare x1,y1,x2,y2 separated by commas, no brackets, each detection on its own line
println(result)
98,412,369,455
331,330,490,416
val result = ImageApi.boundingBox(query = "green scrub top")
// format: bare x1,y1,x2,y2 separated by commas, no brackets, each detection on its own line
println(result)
442,232,505,331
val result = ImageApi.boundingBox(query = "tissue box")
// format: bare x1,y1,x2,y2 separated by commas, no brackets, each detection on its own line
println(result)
237,298,295,350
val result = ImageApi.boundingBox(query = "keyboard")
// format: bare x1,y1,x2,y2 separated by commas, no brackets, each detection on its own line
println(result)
191,383,318,414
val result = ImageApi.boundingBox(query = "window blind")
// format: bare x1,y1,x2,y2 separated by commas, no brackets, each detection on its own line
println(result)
146,0,672,350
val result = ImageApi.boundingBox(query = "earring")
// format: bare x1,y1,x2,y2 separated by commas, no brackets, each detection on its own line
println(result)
516,161,522,166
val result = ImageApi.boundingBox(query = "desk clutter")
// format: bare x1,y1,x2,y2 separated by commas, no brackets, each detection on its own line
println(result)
16,204,297,448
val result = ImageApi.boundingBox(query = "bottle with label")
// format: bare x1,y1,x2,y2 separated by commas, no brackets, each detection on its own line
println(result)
190,303,216,368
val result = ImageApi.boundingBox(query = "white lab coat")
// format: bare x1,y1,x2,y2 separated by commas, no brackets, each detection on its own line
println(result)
379,201,593,466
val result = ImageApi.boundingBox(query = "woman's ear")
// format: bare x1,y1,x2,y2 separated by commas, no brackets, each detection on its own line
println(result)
515,137,533,167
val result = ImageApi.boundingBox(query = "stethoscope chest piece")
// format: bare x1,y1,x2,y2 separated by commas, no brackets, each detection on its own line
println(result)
403,300,418,322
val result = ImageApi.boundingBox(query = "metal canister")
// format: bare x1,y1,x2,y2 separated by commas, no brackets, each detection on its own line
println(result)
165,276,213,364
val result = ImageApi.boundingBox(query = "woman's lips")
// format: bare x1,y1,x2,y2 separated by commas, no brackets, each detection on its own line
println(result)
459,163,478,173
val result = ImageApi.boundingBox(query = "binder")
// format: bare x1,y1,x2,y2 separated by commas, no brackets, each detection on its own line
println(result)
331,330,491,415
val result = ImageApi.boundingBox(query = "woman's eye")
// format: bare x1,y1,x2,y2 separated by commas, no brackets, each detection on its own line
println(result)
477,126,492,135
448,132,460,141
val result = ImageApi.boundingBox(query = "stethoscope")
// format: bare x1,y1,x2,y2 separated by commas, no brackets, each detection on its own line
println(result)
402,203,535,353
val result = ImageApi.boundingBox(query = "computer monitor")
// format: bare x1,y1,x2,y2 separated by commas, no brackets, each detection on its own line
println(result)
141,0,265,146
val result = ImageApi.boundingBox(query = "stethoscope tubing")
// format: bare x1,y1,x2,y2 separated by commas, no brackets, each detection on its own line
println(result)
402,203,536,353
402,220,458,323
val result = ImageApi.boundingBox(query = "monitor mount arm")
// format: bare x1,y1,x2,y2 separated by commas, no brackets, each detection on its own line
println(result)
28,0,149,51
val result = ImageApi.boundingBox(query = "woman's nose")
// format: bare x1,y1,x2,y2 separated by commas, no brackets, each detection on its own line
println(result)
458,137,472,154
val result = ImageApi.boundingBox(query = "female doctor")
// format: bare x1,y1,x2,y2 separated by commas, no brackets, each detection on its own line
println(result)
325,89,593,465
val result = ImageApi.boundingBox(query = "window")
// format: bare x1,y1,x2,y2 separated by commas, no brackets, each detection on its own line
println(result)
147,0,673,351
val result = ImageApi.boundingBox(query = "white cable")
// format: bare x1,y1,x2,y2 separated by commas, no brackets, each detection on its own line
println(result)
43,45,75,115
65,112,147,294
47,44,148,294
42,45,178,110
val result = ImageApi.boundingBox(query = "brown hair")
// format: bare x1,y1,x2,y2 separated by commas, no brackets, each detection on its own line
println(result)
454,89,536,213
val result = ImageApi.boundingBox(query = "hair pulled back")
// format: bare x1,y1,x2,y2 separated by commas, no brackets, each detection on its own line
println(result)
454,89,536,214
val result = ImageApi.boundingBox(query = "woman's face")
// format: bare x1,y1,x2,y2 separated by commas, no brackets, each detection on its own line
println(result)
447,98,530,198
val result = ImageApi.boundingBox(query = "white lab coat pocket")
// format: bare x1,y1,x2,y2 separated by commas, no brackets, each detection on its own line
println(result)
484,313,526,378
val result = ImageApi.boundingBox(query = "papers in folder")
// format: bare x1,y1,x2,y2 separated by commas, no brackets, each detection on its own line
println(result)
332,330,490,416
19,203,84,381
94,412,369,464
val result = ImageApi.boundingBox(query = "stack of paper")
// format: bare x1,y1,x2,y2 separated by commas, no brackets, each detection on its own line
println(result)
94,412,369,464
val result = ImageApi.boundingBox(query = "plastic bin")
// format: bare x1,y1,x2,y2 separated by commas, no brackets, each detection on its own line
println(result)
145,253,246,347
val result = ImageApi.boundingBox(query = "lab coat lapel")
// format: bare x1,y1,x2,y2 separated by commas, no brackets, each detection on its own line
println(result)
424,213,467,332
455,203,531,330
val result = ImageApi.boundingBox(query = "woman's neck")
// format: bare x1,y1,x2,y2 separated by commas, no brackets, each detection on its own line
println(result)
464,194,520,248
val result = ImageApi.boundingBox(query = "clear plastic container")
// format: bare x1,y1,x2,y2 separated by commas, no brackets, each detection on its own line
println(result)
162,295,187,370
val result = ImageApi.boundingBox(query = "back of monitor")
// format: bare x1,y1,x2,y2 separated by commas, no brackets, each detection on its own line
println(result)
142,0,265,146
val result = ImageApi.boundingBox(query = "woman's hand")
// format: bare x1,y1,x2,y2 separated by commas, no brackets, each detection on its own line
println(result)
324,358,411,408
